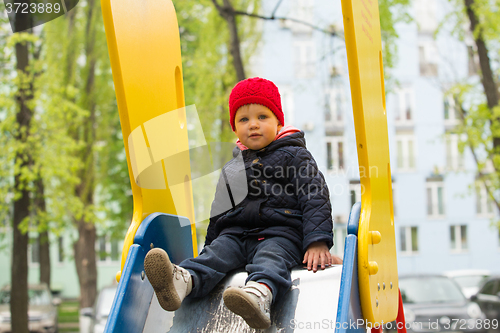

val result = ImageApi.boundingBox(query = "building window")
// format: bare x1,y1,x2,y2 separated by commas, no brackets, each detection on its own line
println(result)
444,95,460,126
392,182,397,217
97,235,121,264
394,86,414,125
476,183,495,217
415,0,437,33
445,133,465,171
58,236,64,263
293,39,316,78
98,236,107,261
450,225,468,252
325,86,345,127
30,237,40,264
400,226,418,253
111,239,120,262
467,44,479,76
279,85,295,126
396,133,416,172
326,136,344,171
350,180,362,208
289,0,314,34
419,40,438,76
332,227,347,257
427,180,445,218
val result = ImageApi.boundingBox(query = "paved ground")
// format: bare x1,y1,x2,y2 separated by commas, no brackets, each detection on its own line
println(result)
58,321,80,332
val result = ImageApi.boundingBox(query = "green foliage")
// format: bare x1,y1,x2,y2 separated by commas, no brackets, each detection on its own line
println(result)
469,0,500,43
379,0,412,90
175,0,261,144
0,30,47,234
41,2,132,236
0,0,132,251
440,0,500,229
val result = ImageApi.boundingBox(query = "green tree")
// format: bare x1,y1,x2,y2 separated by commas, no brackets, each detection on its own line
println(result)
0,10,85,331
440,0,500,217
41,0,128,308
0,0,129,316
379,0,412,88
10,21,36,333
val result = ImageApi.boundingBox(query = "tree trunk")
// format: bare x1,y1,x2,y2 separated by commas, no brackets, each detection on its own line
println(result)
39,230,51,287
73,0,98,309
11,12,34,333
64,7,78,86
12,178,30,333
464,0,499,110
73,217,97,308
464,0,500,161
212,0,246,81
32,173,51,287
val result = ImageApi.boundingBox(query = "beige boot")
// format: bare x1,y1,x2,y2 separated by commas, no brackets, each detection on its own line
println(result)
223,281,273,329
144,248,192,311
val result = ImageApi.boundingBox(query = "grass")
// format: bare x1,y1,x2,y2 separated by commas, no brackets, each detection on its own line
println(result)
58,300,79,323
58,300,80,332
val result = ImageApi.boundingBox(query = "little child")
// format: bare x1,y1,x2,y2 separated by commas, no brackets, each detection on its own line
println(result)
144,77,342,329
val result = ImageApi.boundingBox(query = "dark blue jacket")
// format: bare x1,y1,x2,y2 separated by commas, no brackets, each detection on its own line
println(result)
204,131,333,252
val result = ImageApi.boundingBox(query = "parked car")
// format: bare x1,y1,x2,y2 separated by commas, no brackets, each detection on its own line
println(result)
471,276,500,328
81,285,117,333
0,283,60,333
444,270,491,299
387,275,487,333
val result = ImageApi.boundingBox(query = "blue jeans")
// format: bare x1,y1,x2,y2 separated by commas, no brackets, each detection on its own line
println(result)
179,234,302,304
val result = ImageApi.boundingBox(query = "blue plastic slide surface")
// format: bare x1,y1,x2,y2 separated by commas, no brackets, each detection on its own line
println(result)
335,202,366,333
104,213,193,333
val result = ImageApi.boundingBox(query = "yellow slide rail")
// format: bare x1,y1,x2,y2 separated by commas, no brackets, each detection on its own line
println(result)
101,0,198,282
341,0,399,325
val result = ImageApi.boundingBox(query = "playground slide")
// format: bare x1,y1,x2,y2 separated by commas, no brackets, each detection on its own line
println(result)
105,204,365,333
100,0,403,331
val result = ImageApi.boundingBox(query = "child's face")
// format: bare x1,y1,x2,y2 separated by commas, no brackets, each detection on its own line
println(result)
234,104,283,150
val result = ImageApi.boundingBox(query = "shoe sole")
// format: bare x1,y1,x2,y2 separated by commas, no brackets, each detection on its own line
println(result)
223,287,271,329
144,248,181,311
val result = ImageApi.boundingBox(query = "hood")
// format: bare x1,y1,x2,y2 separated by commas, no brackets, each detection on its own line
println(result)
0,304,55,320
0,304,9,317
405,301,469,317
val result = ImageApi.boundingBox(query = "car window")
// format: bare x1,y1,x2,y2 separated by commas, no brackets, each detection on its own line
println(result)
0,289,51,306
479,280,497,295
400,277,465,304
29,289,51,306
0,291,9,304
97,288,117,318
454,275,489,289
493,279,500,295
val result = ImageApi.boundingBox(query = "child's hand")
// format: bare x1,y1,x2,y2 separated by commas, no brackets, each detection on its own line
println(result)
303,242,333,272
331,254,343,265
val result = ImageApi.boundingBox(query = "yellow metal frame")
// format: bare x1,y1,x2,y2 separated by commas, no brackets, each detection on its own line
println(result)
101,0,198,282
341,0,399,324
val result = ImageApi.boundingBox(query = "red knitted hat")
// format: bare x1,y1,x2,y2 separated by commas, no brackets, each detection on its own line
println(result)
229,77,284,131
